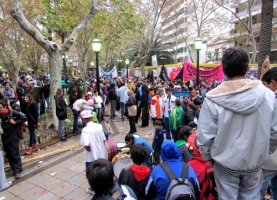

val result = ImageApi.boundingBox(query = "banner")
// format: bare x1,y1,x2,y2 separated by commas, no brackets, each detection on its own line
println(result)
146,70,154,83
100,66,118,78
183,60,224,82
159,65,170,82
172,91,191,102
174,66,184,80
166,66,182,80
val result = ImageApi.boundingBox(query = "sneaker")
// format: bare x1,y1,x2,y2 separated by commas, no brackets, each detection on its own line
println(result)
15,173,21,179
60,138,68,142
86,187,95,195
7,181,12,188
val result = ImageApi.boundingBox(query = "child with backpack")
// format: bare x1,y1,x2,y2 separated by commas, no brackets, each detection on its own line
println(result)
174,126,193,163
188,134,218,200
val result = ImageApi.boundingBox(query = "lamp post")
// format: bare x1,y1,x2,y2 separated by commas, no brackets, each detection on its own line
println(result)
125,59,129,78
92,38,101,94
194,38,203,87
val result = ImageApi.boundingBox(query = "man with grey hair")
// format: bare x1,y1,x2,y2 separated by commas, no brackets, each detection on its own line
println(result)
150,88,164,125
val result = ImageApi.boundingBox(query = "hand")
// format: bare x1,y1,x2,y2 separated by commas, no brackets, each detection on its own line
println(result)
9,119,16,124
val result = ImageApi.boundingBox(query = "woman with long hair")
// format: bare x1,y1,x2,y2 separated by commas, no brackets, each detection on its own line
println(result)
132,83,140,123
139,84,150,127
55,88,67,141
22,94,38,154
69,88,79,134
125,91,137,134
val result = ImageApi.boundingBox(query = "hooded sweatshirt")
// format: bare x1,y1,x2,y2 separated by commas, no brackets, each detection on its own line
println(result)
145,140,199,200
197,79,277,172
118,165,150,200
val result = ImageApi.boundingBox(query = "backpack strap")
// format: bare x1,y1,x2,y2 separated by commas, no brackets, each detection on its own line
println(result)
181,162,189,181
160,161,177,180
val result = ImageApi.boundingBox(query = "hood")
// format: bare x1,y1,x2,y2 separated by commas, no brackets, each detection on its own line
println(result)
161,140,182,162
130,165,150,181
206,79,264,114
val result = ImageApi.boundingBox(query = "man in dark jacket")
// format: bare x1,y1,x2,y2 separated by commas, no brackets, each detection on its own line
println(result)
109,84,117,119
186,96,201,123
118,145,150,200
0,99,27,179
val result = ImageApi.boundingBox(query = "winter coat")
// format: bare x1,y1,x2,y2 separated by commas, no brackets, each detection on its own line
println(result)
152,128,164,151
186,104,197,123
118,165,150,200
55,96,67,120
22,102,38,125
197,79,277,171
0,110,27,143
145,140,200,200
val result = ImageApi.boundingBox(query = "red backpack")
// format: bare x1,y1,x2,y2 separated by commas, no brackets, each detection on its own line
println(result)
188,157,218,200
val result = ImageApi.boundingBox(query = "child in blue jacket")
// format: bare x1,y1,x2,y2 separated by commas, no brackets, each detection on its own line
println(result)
152,120,164,165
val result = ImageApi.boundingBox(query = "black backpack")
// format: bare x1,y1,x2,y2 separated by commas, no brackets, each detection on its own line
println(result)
160,162,196,200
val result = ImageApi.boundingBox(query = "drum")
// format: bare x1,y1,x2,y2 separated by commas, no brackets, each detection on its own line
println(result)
112,154,133,178
117,142,126,148
104,138,118,161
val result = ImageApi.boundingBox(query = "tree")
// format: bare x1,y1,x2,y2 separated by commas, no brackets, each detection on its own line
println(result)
22,35,44,79
126,39,174,66
258,0,274,78
0,19,23,85
125,0,171,77
214,0,258,63
11,0,98,129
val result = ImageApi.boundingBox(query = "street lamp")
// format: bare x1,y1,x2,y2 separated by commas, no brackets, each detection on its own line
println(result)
194,38,203,87
125,59,129,78
92,38,101,94
62,55,68,75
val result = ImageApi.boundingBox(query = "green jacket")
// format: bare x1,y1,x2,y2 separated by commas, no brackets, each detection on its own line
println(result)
169,106,184,131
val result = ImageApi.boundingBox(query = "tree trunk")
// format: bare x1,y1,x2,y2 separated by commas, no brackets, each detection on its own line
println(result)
258,0,273,78
45,53,62,129
34,67,39,80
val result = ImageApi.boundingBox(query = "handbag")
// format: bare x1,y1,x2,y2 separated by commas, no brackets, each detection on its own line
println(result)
127,105,137,117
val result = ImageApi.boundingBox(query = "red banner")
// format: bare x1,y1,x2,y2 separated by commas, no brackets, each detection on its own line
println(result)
183,60,224,83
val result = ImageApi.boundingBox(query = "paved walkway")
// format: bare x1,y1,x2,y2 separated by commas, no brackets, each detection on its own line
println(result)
1,107,154,200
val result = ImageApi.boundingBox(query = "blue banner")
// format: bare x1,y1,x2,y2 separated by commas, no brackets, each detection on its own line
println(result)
172,91,190,101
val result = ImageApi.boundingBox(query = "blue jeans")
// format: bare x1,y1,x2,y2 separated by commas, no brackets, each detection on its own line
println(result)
164,117,171,140
37,102,41,118
120,102,125,119
28,124,36,147
95,108,102,123
261,169,277,200
59,120,65,139
72,109,80,134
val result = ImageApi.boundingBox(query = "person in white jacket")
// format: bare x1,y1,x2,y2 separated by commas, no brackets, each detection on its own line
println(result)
197,48,277,200
163,87,176,140
261,68,277,200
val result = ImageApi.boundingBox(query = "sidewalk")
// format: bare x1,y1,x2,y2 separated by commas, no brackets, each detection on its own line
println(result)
1,106,154,200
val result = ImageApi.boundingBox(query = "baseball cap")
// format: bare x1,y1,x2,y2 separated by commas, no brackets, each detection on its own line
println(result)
80,110,93,118
87,92,92,96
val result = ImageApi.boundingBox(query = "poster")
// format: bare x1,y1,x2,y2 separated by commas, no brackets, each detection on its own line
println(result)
183,60,224,82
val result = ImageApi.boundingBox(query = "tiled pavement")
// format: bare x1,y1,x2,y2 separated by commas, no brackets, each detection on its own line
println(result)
1,106,154,200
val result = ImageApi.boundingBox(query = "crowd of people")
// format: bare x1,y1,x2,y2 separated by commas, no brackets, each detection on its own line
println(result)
0,47,277,200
